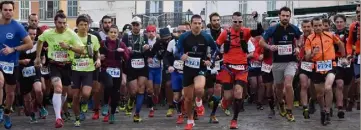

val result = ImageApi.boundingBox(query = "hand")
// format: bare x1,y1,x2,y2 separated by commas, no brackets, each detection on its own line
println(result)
168,66,175,73
59,42,70,50
95,59,101,68
313,46,320,53
207,54,211,58
181,53,189,61
269,45,278,52
22,59,31,65
203,60,212,67
143,44,150,50
127,47,132,51
117,48,124,52
34,57,42,68
1,44,15,55
147,58,153,64
294,47,300,56
258,54,264,61
100,54,106,60
216,55,220,60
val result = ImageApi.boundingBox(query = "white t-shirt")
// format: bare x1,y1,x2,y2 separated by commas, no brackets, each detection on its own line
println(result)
167,39,177,54
247,38,256,53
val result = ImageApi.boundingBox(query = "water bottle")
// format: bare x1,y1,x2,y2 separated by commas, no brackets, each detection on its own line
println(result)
87,44,93,57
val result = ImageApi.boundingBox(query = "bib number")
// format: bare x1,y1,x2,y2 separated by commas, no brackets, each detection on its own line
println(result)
277,45,293,55
106,67,121,78
261,62,272,73
250,61,262,68
185,57,201,69
54,51,68,62
131,58,145,69
148,58,161,68
40,67,49,75
0,62,14,74
228,65,246,70
74,59,90,70
316,60,332,72
22,66,36,77
300,62,313,72
173,60,184,70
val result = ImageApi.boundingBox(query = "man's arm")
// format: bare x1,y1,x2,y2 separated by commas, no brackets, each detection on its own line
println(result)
333,35,346,57
260,26,275,50
69,32,85,54
346,23,355,57
36,40,44,58
16,25,33,52
304,38,313,61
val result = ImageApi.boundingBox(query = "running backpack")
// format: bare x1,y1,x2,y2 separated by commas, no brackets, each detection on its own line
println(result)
223,29,248,54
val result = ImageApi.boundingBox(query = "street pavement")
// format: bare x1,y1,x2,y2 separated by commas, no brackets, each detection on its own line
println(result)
4,104,360,130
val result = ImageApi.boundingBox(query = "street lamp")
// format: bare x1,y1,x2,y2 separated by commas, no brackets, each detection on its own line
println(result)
185,9,193,22
200,8,206,24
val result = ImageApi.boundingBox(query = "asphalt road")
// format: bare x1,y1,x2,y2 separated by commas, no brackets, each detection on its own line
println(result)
3,104,360,130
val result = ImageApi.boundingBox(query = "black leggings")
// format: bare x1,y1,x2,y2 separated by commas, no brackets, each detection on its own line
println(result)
99,71,121,114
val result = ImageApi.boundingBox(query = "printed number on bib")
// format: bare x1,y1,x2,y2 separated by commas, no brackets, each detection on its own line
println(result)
358,55,360,64
173,60,184,70
131,58,145,69
316,60,332,72
300,62,313,72
277,45,293,55
207,60,221,71
148,58,161,68
250,61,262,68
22,66,36,77
0,62,14,74
228,65,246,70
106,67,121,78
54,51,68,62
75,59,91,70
261,62,272,73
185,57,201,69
40,67,49,75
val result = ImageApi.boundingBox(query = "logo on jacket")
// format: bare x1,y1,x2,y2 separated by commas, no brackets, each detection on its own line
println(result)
282,35,288,41
6,33,13,39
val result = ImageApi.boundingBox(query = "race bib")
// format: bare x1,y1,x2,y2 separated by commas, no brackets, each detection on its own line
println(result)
228,64,246,70
277,44,293,55
173,60,184,70
106,67,121,78
22,66,36,77
316,60,332,72
261,62,272,73
0,61,14,74
54,51,68,62
300,62,313,72
131,58,145,69
337,58,350,68
250,61,262,68
74,59,91,70
207,60,221,71
358,55,360,64
185,57,201,69
148,58,161,68
40,67,49,75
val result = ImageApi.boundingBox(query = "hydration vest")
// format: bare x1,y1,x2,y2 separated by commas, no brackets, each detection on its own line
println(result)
223,29,248,54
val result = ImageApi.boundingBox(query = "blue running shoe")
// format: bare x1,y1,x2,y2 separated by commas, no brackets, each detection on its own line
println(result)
0,109,3,123
40,107,48,119
80,112,86,121
4,114,12,129
101,105,109,116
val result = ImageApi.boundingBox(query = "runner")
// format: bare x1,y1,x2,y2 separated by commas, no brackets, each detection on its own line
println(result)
99,24,129,123
34,12,85,128
304,17,347,125
99,15,113,41
0,1,33,129
216,12,252,129
322,19,331,32
176,14,218,130
259,6,302,122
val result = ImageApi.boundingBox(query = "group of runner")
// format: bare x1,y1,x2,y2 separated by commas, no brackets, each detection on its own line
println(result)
0,1,359,130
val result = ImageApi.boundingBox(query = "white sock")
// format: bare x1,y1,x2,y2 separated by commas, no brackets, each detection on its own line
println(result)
61,94,67,106
196,97,202,107
187,119,194,125
53,93,62,119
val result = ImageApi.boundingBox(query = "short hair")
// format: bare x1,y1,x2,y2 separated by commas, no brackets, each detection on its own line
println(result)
209,12,220,21
333,14,346,22
56,10,64,14
301,19,311,26
27,25,37,31
232,12,242,17
311,17,322,25
54,12,66,22
28,13,37,19
191,14,202,23
0,1,14,10
279,6,291,14
101,15,112,23
76,15,89,25
322,18,331,25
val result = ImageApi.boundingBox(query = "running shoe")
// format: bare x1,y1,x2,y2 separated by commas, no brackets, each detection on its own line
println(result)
0,108,4,123
4,114,12,129
209,115,219,123
229,120,238,129
40,107,48,119
74,120,81,127
80,112,86,121
184,123,194,130
55,118,64,128
303,109,310,119
176,115,184,124
103,114,109,122
92,111,100,120
109,114,115,124
81,103,88,113
196,105,205,116
148,109,155,117
101,105,109,116
166,108,174,117
133,114,142,122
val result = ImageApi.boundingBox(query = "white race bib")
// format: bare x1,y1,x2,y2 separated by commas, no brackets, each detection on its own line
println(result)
0,61,14,74
74,59,91,70
22,66,36,77
316,60,332,72
277,44,293,55
40,67,49,75
106,67,121,78
228,64,246,70
358,55,360,64
131,58,145,69
185,57,201,69
173,60,184,70
250,61,262,68
54,51,68,62
300,62,313,72
337,58,351,68
261,62,272,73
148,58,161,68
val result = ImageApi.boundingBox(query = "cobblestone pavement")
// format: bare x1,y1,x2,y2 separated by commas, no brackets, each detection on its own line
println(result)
3,105,360,130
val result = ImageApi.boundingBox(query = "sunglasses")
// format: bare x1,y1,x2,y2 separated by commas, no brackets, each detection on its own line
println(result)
233,21,243,24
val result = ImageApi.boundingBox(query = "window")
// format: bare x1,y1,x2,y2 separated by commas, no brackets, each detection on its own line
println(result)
39,1,59,20
20,1,30,20
267,0,276,11
239,0,247,15
67,0,78,17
